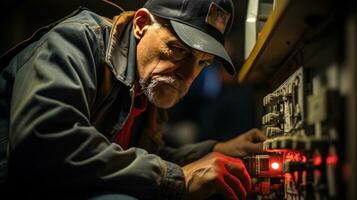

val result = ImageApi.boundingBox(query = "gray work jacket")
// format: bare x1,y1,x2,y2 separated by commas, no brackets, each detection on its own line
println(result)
0,8,217,199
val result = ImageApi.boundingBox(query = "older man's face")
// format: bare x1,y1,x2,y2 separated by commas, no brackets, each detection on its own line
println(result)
135,21,215,109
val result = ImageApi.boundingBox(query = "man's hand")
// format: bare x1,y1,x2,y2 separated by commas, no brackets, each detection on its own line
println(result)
182,152,251,200
213,128,267,158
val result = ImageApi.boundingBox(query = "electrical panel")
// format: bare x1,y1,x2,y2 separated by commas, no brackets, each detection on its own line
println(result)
237,0,357,198
244,65,344,200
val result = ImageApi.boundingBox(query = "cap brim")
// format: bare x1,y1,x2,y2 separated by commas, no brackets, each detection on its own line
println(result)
170,20,236,76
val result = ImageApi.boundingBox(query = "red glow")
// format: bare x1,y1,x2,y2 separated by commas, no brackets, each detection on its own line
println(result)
327,154,338,166
313,153,322,166
266,149,291,153
271,162,280,170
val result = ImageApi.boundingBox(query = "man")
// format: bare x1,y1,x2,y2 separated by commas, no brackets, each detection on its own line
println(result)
0,0,266,199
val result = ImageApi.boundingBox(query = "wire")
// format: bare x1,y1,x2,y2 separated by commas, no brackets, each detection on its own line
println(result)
101,0,125,12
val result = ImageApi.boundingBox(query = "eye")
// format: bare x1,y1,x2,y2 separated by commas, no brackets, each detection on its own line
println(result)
169,44,190,59
198,60,213,67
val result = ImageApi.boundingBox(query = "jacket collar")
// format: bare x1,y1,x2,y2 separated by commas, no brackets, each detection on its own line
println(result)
105,11,137,87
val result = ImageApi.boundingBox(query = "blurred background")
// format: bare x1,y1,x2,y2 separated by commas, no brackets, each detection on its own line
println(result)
0,0,260,146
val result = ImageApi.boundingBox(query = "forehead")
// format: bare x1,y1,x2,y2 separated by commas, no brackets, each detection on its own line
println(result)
157,25,186,45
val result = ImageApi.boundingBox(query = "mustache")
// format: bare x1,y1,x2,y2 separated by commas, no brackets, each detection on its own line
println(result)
140,75,189,96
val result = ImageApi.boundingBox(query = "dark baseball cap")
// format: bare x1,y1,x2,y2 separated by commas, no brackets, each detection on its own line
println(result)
143,0,236,76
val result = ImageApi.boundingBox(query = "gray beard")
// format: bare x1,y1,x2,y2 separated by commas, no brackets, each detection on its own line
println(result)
139,76,188,109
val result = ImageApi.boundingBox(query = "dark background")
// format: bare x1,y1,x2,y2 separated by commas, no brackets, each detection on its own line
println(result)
0,0,247,69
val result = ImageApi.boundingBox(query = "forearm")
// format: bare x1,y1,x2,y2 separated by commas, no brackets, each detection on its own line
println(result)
159,140,218,166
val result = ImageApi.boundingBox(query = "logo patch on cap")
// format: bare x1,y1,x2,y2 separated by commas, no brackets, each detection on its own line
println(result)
205,2,231,34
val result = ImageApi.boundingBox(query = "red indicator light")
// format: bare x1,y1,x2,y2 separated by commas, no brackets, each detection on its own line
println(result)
271,162,280,170
313,153,322,166
326,154,338,166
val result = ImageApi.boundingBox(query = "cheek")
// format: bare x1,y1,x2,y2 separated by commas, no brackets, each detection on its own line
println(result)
151,60,178,75
136,35,163,80
175,61,204,87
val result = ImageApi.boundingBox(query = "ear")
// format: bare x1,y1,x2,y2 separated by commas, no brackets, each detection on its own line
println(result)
133,8,152,40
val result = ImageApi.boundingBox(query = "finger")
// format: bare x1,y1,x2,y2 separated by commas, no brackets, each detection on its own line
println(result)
216,178,239,200
224,172,248,200
225,159,252,190
247,129,267,142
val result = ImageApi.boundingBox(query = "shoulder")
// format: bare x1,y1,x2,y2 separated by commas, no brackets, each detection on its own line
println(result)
60,9,113,31
36,9,115,62
51,9,112,43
